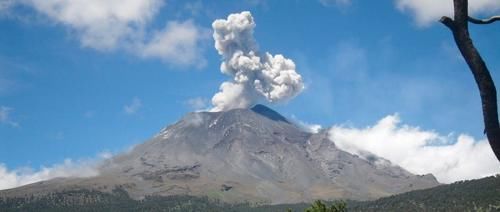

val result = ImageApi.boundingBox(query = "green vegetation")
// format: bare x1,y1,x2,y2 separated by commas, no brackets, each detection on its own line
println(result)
348,175,500,211
1,175,498,211
304,200,347,212
0,188,309,212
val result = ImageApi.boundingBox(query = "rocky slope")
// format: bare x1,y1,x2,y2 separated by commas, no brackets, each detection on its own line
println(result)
0,105,439,204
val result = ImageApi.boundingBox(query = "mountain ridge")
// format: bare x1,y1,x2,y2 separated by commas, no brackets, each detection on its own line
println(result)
0,104,439,204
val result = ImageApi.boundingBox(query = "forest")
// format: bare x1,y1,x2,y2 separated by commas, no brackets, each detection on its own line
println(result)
1,175,498,211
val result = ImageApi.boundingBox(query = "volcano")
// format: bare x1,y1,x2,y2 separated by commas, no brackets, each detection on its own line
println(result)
0,105,439,204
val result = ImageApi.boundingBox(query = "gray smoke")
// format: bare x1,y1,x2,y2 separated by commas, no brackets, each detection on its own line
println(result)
210,11,304,111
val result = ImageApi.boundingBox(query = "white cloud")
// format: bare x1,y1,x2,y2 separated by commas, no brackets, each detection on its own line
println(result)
24,0,163,50
183,1,203,16
0,0,15,13
307,124,323,134
5,0,208,67
290,115,322,133
0,106,18,127
329,114,500,183
139,20,208,67
185,97,209,111
210,11,304,111
184,112,205,127
54,131,64,140
395,0,500,26
124,97,142,115
0,106,10,122
299,122,322,134
0,157,103,190
319,0,351,7
84,110,95,119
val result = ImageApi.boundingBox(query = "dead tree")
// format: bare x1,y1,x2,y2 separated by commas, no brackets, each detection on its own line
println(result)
440,0,500,162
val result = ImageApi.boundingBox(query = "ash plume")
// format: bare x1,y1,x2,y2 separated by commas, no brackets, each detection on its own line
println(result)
210,11,304,111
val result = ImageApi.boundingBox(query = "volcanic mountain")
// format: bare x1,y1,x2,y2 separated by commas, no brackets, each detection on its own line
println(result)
0,105,439,204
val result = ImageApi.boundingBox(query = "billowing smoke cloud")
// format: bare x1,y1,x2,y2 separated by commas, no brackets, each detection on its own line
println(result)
210,11,304,111
329,114,500,183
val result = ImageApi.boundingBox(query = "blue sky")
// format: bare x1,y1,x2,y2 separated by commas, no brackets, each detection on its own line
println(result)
0,0,500,186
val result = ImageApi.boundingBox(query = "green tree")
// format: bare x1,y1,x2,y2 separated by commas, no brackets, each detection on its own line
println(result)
304,200,347,212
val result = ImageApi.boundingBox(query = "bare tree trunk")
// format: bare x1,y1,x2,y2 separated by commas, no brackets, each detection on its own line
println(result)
441,0,500,162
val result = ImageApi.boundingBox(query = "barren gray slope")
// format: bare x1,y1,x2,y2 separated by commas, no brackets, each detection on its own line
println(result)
0,105,439,204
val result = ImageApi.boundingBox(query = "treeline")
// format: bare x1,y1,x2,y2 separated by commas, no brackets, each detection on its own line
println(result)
348,175,500,211
0,187,306,212
0,175,499,211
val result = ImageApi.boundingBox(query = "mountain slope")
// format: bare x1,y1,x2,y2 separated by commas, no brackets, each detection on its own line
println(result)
0,105,439,204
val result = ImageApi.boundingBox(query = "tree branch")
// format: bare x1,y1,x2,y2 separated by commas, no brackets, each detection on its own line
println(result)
441,0,500,162
468,16,500,24
440,16,455,29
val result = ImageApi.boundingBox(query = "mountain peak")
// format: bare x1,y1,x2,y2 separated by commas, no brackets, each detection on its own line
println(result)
250,104,290,123
0,103,439,205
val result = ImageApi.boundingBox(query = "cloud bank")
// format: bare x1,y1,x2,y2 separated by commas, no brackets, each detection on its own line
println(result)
329,114,500,183
210,11,304,111
6,0,207,67
0,153,111,190
396,0,500,26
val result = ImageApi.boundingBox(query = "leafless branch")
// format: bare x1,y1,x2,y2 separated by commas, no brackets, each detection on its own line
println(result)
468,16,500,24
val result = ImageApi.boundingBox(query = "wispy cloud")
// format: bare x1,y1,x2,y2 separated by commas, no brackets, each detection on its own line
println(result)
395,0,500,26
139,20,208,67
290,114,322,133
329,114,500,183
315,38,477,131
54,131,64,141
4,0,209,67
0,0,14,14
319,0,351,7
328,41,368,81
0,106,18,127
123,97,142,115
185,97,209,111
0,152,112,190
183,1,204,17
83,110,95,119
